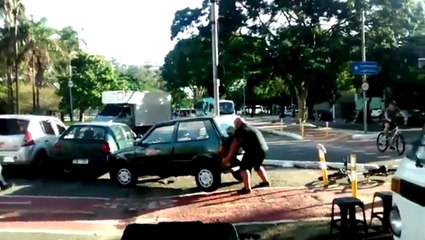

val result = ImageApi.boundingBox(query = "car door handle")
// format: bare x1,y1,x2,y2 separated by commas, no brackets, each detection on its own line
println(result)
45,140,49,143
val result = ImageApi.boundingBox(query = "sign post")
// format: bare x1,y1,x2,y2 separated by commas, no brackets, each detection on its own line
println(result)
68,79,74,122
351,61,378,134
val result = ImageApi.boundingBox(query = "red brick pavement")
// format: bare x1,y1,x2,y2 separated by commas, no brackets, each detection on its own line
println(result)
0,183,390,235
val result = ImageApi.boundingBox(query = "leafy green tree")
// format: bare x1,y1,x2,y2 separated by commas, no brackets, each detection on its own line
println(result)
21,17,59,112
115,64,165,90
162,36,211,101
57,52,127,121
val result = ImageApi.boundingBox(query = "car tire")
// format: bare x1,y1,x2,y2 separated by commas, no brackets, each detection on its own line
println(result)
28,150,49,178
195,165,221,192
231,171,243,182
111,165,138,188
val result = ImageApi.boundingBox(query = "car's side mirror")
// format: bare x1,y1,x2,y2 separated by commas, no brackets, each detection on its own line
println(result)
134,134,143,140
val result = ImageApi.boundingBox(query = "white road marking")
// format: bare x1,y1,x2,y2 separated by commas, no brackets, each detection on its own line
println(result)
0,228,121,236
0,195,110,200
0,201,31,205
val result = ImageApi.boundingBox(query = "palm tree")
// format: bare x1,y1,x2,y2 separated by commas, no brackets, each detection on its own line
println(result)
56,26,81,121
21,18,59,112
0,0,26,113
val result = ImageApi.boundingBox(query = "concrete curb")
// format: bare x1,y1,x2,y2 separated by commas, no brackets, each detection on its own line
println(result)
263,159,399,171
259,128,304,140
352,132,379,140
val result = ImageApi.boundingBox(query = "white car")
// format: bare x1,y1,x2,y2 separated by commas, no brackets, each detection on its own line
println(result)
390,131,425,239
0,115,67,169
371,108,383,118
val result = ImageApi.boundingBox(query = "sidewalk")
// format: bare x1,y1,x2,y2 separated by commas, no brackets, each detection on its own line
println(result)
0,169,392,237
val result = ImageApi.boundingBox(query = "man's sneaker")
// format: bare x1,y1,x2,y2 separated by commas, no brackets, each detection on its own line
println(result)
253,181,271,189
237,187,252,194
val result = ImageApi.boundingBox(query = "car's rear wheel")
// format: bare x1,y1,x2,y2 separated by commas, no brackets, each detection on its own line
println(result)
231,171,243,182
195,166,221,192
110,165,138,187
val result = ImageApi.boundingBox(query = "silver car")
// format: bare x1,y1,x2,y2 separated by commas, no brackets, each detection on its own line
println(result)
0,115,67,168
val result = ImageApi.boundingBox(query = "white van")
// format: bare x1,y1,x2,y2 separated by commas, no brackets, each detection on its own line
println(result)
390,131,425,239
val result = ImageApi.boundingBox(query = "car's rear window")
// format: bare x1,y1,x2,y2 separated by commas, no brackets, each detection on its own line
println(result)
0,119,29,135
62,126,107,140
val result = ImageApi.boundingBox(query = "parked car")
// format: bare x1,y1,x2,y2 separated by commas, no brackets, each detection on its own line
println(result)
396,109,425,127
371,108,383,119
108,116,243,192
0,115,67,171
50,122,137,178
390,130,425,239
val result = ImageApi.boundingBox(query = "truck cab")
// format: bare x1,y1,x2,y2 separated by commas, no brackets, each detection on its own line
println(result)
390,130,425,239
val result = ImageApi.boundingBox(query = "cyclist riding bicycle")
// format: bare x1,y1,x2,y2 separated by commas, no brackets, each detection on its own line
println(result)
383,101,408,138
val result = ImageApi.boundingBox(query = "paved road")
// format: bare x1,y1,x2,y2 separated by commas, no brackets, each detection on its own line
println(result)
0,170,389,236
263,130,421,164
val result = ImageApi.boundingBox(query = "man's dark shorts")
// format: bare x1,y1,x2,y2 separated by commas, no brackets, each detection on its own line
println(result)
240,151,266,171
384,119,397,131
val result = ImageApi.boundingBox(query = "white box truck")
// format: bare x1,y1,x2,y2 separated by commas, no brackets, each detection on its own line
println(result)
95,90,172,134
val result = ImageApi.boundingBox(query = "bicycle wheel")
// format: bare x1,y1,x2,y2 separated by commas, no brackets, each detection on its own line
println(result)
395,133,406,156
376,132,389,152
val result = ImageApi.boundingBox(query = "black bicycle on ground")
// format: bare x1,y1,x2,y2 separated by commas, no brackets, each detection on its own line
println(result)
376,126,406,156
317,156,396,183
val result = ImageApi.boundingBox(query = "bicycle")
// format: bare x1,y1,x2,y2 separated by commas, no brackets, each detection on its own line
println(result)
376,126,406,156
317,156,396,184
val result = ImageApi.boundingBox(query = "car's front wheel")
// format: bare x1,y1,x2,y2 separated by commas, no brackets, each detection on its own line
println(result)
110,165,138,187
195,166,221,192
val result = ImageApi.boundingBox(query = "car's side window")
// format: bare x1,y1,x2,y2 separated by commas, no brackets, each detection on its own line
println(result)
55,123,66,135
177,121,209,142
143,125,175,144
120,125,136,140
41,121,55,135
111,125,125,141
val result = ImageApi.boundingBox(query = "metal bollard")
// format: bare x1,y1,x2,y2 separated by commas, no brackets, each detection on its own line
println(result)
300,119,305,138
350,153,358,198
280,118,284,132
317,144,329,186
325,121,329,137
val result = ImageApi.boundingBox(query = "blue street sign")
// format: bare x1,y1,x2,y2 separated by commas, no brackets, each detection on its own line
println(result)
351,61,378,75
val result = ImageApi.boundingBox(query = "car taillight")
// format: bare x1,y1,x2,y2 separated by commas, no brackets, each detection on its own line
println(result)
22,131,35,147
53,142,61,152
101,142,110,153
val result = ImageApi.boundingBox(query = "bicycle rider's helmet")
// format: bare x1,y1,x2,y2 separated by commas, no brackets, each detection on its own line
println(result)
390,100,397,106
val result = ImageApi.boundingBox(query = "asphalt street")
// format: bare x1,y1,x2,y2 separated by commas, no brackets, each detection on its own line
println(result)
263,130,421,164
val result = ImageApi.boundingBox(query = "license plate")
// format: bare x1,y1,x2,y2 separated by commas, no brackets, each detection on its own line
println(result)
72,159,89,164
3,157,14,163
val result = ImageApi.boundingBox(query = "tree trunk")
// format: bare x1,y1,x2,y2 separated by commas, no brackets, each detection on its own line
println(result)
295,88,308,123
36,85,40,110
79,109,85,122
31,71,36,112
35,71,43,109
6,63,14,114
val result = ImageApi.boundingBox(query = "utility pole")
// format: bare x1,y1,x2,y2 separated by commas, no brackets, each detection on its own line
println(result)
210,0,220,116
361,4,368,134
13,9,19,114
68,61,74,122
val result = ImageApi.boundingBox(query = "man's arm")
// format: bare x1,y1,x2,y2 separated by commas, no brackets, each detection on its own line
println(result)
384,109,391,122
399,109,408,119
225,138,241,159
